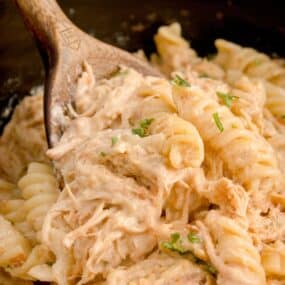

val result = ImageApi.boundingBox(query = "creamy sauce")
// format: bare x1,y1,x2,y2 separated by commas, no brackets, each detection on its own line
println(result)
0,23,285,285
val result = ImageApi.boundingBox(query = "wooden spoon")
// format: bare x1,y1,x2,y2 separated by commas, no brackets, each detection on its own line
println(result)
15,0,160,147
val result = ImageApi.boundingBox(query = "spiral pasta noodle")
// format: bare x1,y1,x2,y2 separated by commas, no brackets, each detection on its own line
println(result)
0,199,38,245
0,179,21,200
214,39,285,118
152,23,199,75
0,180,30,240
1,21,285,285
173,83,282,195
149,112,204,169
228,75,266,134
0,269,33,285
0,215,31,268
0,199,26,224
7,244,54,281
263,81,285,118
261,241,285,278
200,211,266,285
134,77,177,120
226,70,285,119
214,39,285,87
153,23,225,79
18,162,59,239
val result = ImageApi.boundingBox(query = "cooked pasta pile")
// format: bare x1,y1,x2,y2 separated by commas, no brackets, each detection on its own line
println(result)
0,23,285,285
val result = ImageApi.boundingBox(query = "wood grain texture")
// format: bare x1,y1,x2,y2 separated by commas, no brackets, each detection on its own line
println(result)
1,0,285,136
15,0,160,146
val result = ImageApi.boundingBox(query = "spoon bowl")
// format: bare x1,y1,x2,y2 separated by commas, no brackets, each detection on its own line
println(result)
15,0,160,146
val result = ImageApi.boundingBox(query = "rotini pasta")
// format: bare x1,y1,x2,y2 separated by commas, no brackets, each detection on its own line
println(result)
261,241,285,278
1,21,285,285
200,211,266,285
0,199,26,224
152,22,199,75
214,39,285,119
164,179,205,223
264,81,285,118
0,268,33,285
0,93,49,183
0,179,20,200
173,82,282,195
0,215,31,268
7,244,54,281
148,112,204,169
153,23,225,79
0,198,37,245
18,162,59,239
227,74,266,134
214,39,285,87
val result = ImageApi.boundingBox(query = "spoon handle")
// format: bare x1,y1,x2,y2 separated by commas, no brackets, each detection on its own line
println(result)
15,0,80,59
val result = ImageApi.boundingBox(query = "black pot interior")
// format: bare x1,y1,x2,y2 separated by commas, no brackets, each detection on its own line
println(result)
1,0,285,133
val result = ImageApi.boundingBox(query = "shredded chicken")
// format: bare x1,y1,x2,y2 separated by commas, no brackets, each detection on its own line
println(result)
0,22,285,285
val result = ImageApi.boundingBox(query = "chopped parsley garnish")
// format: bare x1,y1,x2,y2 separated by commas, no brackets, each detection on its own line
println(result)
111,136,118,146
140,118,154,129
132,118,154,137
132,128,146,137
216,91,239,108
162,232,217,277
188,252,217,277
162,233,187,254
171,75,191,87
100,152,107,157
187,232,201,243
213,112,224,132
281,115,285,119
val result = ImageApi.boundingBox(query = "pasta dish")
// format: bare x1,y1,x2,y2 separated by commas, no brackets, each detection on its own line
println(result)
0,23,285,285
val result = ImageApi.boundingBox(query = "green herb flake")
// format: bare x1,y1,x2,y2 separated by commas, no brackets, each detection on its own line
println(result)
216,91,239,108
187,232,201,243
140,118,154,129
132,128,146,137
162,233,186,254
213,112,224,132
281,115,285,119
231,124,238,129
132,118,154,137
162,233,217,277
170,232,180,243
162,241,174,250
111,136,118,146
100,152,107,157
188,251,217,277
171,75,191,87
